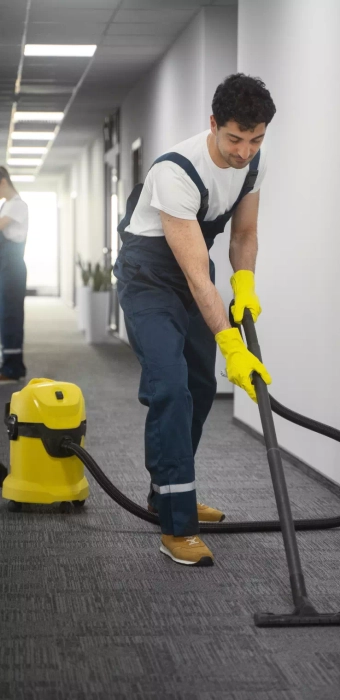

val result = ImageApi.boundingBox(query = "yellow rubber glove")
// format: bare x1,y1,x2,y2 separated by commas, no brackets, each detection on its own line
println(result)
230,270,262,324
215,327,272,403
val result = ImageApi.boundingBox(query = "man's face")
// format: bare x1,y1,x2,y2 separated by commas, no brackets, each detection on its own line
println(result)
210,117,266,169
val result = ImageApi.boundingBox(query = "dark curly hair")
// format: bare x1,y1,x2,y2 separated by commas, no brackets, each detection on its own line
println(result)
0,166,13,184
212,73,276,130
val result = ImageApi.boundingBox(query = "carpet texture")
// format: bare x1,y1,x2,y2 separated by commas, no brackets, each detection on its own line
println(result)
0,298,339,700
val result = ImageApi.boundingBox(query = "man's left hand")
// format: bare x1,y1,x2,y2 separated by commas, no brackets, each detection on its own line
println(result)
230,269,262,324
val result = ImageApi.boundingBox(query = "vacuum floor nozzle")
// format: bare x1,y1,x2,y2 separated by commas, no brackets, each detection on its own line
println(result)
255,606,340,627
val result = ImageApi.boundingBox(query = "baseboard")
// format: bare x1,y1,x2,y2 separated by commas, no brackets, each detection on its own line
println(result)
26,288,58,297
214,393,233,400
233,417,340,499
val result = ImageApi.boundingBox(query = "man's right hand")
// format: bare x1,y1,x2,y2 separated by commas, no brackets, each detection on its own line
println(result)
215,327,271,403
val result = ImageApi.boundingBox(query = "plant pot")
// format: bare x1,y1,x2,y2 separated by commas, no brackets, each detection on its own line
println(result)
76,286,90,332
84,290,110,344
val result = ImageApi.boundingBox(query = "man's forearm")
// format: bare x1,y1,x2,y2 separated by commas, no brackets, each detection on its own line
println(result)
187,278,231,335
229,230,258,273
187,231,259,336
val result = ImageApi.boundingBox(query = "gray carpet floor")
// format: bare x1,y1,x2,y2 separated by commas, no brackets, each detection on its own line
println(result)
0,297,340,700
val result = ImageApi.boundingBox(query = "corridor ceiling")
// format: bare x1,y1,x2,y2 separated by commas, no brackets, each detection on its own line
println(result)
0,0,237,179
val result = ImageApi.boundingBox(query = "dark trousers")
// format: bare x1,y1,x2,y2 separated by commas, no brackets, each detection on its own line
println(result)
114,238,217,536
0,234,27,379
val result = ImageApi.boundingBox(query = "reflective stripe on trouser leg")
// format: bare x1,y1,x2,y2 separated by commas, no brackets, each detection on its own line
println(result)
152,481,196,495
2,349,22,354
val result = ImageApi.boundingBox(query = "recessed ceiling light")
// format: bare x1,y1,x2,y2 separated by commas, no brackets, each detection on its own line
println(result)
9,147,47,155
14,112,64,123
11,132,55,141
24,45,97,57
10,175,36,183
7,158,43,166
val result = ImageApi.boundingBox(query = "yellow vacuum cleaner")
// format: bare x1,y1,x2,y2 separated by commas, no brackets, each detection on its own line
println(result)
2,378,89,513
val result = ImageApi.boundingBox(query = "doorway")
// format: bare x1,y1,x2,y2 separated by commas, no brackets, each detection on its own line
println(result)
131,137,142,186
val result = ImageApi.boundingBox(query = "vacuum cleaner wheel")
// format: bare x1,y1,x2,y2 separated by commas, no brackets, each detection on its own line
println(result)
8,500,22,513
59,501,73,514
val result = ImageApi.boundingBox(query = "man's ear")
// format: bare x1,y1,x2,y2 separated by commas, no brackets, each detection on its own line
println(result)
210,115,218,134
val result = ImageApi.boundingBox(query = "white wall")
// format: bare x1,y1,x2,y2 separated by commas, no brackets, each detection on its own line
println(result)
236,0,340,484
59,171,74,306
59,133,105,304
119,6,237,394
76,148,91,264
89,136,105,264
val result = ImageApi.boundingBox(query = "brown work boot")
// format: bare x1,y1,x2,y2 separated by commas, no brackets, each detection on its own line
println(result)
160,534,214,566
148,501,225,524
197,502,225,523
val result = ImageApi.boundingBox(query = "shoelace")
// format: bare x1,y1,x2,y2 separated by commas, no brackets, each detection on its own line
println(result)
185,537,200,546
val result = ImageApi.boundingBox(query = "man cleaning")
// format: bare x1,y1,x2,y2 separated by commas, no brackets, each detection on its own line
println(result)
114,73,276,566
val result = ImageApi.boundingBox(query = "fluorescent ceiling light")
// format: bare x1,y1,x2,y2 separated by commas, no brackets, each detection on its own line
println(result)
8,158,43,166
10,147,47,155
24,44,97,57
12,132,55,141
11,175,36,183
14,112,64,123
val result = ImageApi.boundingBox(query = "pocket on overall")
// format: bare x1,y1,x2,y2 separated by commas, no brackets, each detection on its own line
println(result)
113,255,142,285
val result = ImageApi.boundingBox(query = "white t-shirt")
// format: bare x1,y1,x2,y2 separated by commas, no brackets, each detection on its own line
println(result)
0,194,29,243
126,129,267,237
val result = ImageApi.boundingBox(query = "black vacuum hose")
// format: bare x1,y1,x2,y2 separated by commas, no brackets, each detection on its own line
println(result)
269,394,340,441
61,302,340,534
62,429,340,533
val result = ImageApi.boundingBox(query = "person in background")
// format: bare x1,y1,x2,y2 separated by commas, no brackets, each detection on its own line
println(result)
0,167,28,383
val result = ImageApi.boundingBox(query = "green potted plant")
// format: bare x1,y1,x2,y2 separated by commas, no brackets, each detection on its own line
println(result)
85,262,113,344
76,256,92,331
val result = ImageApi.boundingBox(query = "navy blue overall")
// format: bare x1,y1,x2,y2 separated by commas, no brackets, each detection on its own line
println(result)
114,151,260,536
0,232,27,379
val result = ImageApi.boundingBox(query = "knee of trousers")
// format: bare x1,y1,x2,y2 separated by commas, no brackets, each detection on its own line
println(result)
140,364,193,410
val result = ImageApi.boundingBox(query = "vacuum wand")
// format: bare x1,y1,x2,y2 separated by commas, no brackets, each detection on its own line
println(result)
242,308,340,627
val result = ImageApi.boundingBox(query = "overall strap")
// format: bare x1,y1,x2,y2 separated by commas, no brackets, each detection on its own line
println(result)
152,152,209,220
227,149,261,218
201,149,262,245
117,152,209,236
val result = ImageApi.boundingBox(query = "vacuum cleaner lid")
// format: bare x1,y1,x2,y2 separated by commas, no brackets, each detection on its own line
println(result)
9,378,86,430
